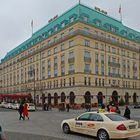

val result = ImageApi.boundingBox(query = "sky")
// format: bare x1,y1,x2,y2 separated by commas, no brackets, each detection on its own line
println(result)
0,0,140,60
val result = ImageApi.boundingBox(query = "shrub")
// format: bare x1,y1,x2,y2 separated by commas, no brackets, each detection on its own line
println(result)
119,98,125,106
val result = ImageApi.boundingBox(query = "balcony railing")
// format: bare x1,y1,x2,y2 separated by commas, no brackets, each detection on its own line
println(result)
69,70,75,74
3,28,139,69
109,73,121,77
84,57,91,63
108,62,120,68
84,69,91,74
68,58,75,63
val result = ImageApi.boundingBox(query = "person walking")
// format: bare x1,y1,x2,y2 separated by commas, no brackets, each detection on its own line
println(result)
18,102,24,120
124,105,131,119
23,103,29,120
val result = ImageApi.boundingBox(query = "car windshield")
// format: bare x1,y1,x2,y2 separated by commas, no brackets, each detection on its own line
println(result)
105,114,128,121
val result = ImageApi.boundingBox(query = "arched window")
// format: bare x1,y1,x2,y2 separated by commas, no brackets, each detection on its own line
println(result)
69,92,75,105
84,91,91,104
61,92,66,102
54,93,58,106
97,92,103,105
125,92,129,105
133,93,137,104
112,91,118,105
48,93,52,105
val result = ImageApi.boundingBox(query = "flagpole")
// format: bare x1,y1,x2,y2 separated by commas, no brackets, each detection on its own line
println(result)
31,20,33,36
119,4,122,23
79,0,81,4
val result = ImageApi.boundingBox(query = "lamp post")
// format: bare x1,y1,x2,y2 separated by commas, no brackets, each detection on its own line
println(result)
32,69,36,107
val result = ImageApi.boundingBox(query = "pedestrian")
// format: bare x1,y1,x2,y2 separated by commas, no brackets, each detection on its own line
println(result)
107,104,110,112
23,103,29,120
43,103,46,111
124,105,131,119
116,106,121,114
18,102,24,120
66,103,70,112
109,104,116,112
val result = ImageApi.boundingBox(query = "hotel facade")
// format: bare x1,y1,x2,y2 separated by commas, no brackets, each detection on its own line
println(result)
0,4,140,106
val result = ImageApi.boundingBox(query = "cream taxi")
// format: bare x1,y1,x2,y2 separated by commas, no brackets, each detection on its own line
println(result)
61,111,140,140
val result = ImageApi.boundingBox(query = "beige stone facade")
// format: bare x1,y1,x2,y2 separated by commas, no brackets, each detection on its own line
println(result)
0,21,140,105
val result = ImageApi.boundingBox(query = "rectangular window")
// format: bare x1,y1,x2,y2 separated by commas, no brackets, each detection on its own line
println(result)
101,66,104,75
85,64,90,72
84,51,91,58
61,55,65,63
48,50,51,56
101,44,104,50
61,66,65,76
60,43,64,51
95,42,98,49
95,65,98,74
112,47,116,54
95,53,98,62
84,40,90,47
69,51,74,59
69,40,74,47
54,47,58,54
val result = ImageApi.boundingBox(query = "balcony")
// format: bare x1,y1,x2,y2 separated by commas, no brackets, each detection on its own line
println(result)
61,61,65,65
68,58,75,63
108,62,120,68
13,29,139,64
109,73,121,77
69,70,75,74
84,69,91,74
84,57,91,63
133,66,137,71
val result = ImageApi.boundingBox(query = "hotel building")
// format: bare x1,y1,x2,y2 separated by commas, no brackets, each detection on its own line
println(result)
0,3,140,106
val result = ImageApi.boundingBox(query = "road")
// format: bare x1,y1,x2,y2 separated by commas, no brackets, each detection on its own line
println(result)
0,106,140,140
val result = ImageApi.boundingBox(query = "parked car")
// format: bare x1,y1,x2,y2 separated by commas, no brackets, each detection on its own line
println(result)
27,103,35,111
11,103,20,110
61,111,140,140
7,103,13,109
0,102,8,108
134,104,140,109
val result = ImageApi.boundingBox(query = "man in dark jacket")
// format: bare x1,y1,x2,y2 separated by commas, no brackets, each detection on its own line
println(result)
124,105,131,119
18,102,24,120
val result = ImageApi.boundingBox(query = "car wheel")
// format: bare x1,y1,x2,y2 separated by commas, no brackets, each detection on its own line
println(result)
97,129,109,140
63,123,70,134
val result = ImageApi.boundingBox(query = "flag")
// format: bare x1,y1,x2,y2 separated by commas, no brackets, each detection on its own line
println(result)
119,5,122,22
31,20,33,28
31,20,33,36
119,5,121,14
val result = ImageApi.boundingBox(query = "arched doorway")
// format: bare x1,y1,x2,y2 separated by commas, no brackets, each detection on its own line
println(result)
125,92,129,105
84,91,91,104
48,93,52,105
54,93,58,106
69,92,75,105
133,93,137,104
61,92,66,102
97,92,103,105
112,91,118,105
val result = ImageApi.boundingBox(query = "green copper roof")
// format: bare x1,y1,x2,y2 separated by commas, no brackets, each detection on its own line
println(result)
1,3,140,63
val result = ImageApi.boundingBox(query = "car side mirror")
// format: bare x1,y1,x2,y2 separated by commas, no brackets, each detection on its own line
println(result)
75,117,78,121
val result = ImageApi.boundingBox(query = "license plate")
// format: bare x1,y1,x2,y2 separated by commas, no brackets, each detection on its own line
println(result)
129,125,136,129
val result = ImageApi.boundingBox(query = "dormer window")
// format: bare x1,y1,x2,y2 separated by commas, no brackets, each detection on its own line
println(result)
70,17,74,23
61,22,65,28
54,27,58,32
83,16,88,22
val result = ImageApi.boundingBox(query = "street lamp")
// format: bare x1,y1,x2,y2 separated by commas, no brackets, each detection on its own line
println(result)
32,69,36,106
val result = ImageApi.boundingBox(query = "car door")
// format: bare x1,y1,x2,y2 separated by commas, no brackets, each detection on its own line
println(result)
75,113,90,134
85,113,103,136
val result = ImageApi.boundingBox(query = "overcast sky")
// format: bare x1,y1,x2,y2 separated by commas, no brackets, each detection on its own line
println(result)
0,0,140,60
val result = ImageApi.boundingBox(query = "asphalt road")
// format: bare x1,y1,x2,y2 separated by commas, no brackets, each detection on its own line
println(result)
0,106,140,140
